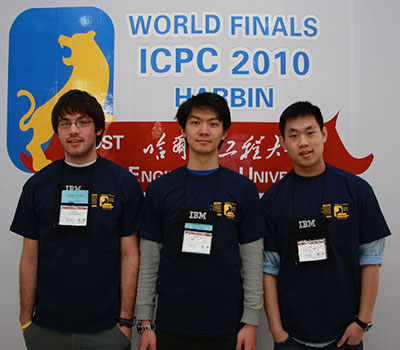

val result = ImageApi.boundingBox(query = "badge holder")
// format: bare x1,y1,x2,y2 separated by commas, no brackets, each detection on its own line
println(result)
289,215,329,265
54,184,91,228
179,209,217,256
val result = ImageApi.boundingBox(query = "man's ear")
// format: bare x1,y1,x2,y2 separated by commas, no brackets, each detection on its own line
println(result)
322,126,328,144
180,127,186,138
279,135,287,151
222,129,229,141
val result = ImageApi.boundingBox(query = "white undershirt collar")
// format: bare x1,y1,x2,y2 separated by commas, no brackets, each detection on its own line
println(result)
64,157,98,168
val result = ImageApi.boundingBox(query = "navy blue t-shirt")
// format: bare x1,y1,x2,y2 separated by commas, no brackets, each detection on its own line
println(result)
10,157,143,332
261,164,391,343
140,166,265,336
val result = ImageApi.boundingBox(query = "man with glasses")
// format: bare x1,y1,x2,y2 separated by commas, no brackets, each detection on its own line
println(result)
10,89,143,349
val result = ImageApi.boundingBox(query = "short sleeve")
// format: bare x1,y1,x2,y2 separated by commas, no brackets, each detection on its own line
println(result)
139,184,163,243
358,183,391,244
118,175,144,237
10,180,39,240
261,191,279,253
237,182,266,244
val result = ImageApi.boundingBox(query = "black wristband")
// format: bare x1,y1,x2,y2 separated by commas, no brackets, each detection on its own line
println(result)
114,316,136,328
354,316,373,331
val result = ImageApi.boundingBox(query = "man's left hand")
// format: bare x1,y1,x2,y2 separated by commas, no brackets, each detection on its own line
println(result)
337,322,364,348
117,324,132,342
236,324,257,350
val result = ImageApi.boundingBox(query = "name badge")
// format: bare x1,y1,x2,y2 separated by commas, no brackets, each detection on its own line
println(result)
297,238,327,262
180,209,217,255
289,215,328,264
56,185,90,228
61,189,89,204
59,205,88,226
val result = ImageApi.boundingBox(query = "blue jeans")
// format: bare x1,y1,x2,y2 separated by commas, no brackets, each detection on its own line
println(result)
274,336,363,350
23,322,131,350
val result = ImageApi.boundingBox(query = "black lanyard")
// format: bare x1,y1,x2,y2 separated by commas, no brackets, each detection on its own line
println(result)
291,167,327,219
183,166,221,210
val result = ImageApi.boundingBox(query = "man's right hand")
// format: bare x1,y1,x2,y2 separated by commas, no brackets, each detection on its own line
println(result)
139,330,157,350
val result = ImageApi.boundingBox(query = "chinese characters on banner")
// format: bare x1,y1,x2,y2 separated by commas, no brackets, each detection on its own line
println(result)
27,113,373,192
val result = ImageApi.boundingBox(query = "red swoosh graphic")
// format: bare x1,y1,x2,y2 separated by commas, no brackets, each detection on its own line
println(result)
20,112,373,192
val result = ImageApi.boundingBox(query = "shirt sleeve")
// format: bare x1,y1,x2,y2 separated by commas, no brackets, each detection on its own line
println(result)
263,250,280,275
239,238,264,326
119,175,144,236
10,179,39,240
358,182,391,244
136,238,162,320
260,191,279,253
359,238,386,266
139,184,163,242
237,182,266,244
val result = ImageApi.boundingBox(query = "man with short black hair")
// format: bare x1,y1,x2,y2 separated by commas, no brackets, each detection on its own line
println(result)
136,92,265,350
262,101,391,349
11,89,143,349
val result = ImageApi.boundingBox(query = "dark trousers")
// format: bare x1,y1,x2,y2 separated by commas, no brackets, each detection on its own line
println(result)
274,336,363,350
23,322,131,350
156,329,237,350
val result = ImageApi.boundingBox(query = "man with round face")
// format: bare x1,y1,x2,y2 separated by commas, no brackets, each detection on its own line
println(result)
136,92,265,350
10,90,143,349
261,101,391,350
279,114,327,177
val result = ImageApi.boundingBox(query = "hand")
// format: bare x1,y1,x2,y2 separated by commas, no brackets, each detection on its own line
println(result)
20,313,32,327
139,330,157,350
236,324,257,350
117,324,132,342
337,322,364,347
271,329,289,343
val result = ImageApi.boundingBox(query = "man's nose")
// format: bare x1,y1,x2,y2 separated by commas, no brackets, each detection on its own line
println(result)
298,134,309,146
199,123,210,134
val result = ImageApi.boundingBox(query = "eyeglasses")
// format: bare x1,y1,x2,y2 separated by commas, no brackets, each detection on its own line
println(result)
58,119,93,129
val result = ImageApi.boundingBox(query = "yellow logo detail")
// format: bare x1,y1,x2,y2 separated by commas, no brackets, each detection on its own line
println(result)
211,202,222,216
224,202,237,219
17,30,112,172
321,204,332,218
334,203,349,220
91,193,98,208
99,194,114,210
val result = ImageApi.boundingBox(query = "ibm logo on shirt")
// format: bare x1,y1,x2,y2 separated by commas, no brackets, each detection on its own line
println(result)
298,219,316,229
189,211,207,220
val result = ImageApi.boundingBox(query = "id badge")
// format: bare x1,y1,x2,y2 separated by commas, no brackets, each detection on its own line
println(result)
289,216,328,264
297,238,327,262
180,209,217,255
55,184,90,228
59,205,88,226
